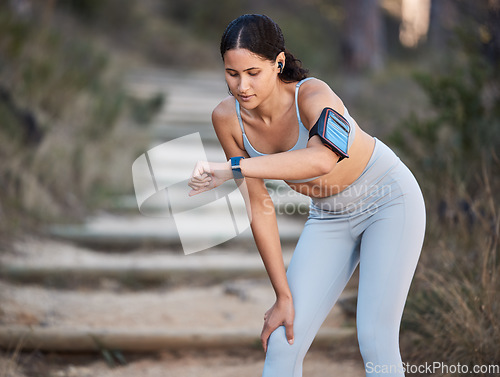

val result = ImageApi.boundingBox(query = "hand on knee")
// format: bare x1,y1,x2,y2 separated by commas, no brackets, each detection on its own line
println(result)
261,296,295,352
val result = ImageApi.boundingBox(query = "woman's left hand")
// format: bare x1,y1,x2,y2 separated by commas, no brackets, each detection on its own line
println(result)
188,161,232,196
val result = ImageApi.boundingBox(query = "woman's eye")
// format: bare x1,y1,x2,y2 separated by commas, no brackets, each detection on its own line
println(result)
248,72,258,76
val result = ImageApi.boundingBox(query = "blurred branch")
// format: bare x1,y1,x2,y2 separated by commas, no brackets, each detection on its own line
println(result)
0,86,43,146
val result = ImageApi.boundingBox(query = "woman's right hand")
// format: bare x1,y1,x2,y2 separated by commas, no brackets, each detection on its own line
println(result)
261,296,295,352
188,160,232,196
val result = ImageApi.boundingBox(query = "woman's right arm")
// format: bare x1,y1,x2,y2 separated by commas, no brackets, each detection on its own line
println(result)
211,100,295,351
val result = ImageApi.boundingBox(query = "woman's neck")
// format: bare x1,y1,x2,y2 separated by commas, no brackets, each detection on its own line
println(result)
252,80,293,126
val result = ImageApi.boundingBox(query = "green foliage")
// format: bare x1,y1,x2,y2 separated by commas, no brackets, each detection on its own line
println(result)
390,54,499,192
159,0,342,73
163,0,246,40
391,27,500,373
0,3,159,236
128,93,165,126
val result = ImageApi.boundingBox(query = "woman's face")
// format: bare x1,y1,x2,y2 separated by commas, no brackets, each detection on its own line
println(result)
223,48,281,109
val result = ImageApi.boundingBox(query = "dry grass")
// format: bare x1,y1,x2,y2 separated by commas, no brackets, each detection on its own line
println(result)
401,154,500,375
0,338,25,377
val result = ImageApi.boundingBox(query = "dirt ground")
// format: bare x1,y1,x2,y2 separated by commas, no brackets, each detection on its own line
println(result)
1,347,366,377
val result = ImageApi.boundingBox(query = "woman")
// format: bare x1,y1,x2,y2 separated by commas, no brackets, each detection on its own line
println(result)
188,14,425,377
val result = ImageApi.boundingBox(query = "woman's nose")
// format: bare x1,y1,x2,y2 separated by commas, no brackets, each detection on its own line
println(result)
239,76,250,92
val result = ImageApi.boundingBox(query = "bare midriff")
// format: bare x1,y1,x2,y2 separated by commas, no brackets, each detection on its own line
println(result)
286,122,376,199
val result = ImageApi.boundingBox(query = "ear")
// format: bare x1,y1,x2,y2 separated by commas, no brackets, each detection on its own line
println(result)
276,51,286,71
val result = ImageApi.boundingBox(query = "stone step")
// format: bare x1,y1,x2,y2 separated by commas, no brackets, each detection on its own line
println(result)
125,68,228,146
0,233,358,353
0,242,281,285
0,244,357,352
114,191,309,215
126,69,227,128
126,69,226,92
46,212,306,251
0,326,356,352
150,125,219,143
0,239,359,313
160,97,221,115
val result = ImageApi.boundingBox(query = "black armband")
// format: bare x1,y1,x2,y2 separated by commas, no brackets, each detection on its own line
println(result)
309,107,351,162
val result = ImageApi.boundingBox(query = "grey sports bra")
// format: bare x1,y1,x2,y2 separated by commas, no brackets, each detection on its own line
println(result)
235,77,356,183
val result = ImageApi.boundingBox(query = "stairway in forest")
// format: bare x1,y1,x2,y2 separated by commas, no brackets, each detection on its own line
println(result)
0,68,358,356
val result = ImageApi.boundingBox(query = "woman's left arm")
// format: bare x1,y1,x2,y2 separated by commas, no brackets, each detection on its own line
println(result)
189,78,343,193
189,137,337,195
238,138,337,180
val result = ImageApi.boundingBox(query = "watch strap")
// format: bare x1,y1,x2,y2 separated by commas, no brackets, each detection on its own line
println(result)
230,156,245,180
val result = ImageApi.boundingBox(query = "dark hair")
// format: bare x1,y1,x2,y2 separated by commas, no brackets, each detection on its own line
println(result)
220,14,308,83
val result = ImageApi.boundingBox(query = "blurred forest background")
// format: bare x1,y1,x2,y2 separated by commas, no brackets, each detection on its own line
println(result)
0,0,499,374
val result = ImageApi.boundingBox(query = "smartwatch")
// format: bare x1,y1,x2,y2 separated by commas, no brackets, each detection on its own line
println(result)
230,156,245,180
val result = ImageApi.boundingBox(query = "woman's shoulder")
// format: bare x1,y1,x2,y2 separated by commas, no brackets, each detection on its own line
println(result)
297,77,342,104
211,96,247,153
212,96,238,129
297,77,331,91
296,77,344,127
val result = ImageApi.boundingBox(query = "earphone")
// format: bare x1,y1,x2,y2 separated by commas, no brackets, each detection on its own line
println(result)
278,62,283,74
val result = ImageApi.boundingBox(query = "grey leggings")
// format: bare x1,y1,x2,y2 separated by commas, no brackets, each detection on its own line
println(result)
262,139,426,377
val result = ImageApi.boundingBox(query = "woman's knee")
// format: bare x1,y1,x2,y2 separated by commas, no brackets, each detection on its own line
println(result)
265,327,304,363
266,326,297,356
263,327,306,376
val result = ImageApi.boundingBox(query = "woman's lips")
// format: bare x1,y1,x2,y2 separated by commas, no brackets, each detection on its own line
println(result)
239,94,254,102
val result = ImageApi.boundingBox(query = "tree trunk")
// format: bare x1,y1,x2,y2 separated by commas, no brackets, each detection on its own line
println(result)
341,0,385,72
428,0,457,50
484,0,500,64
